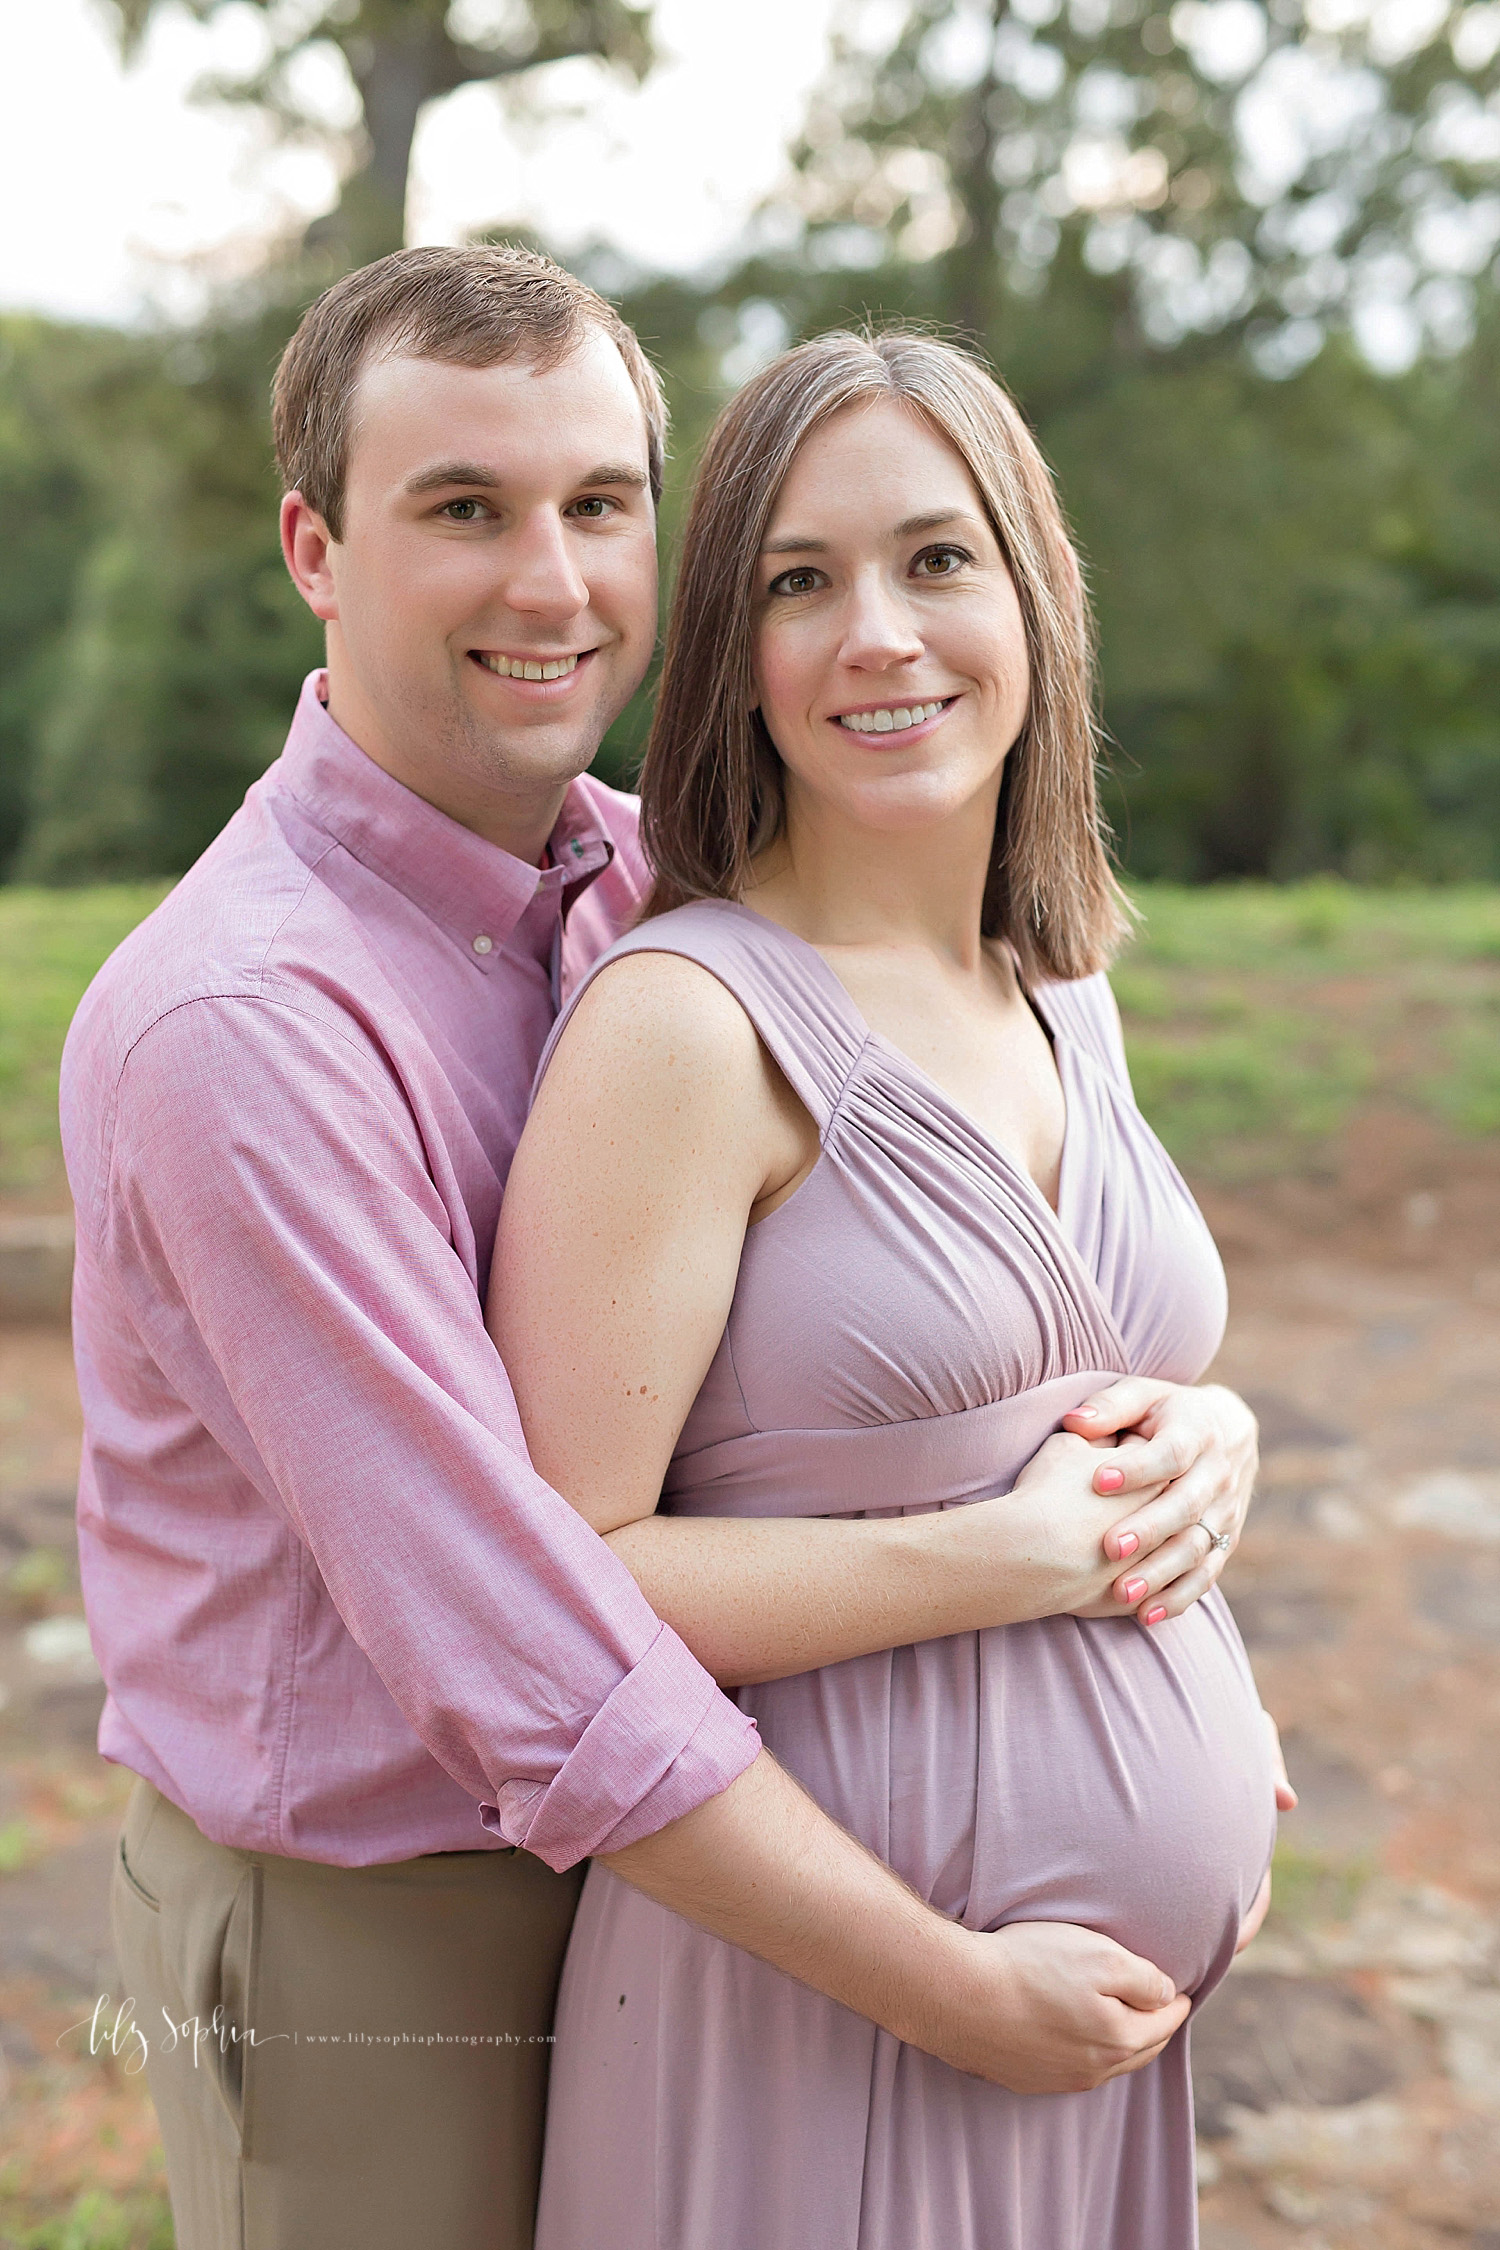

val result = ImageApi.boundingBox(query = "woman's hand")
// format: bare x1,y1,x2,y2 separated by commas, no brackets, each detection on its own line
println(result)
1059,1380,1259,1626
950,1429,1176,1624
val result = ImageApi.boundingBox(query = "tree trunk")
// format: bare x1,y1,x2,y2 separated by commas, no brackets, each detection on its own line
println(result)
943,0,1007,349
309,23,453,266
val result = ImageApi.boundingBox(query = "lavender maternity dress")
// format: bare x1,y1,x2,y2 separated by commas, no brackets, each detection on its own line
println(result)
533,899,1275,2250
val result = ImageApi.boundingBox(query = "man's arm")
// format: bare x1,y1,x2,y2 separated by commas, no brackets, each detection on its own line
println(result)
99,992,758,1867
603,1745,1191,2094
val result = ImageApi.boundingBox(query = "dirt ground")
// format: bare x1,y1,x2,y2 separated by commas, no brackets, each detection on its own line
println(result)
0,1125,1497,2246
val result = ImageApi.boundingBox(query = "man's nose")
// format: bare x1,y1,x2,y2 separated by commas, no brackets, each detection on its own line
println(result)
500,512,590,620
837,571,925,670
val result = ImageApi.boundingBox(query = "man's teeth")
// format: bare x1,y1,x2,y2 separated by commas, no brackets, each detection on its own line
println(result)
837,700,945,735
479,652,580,681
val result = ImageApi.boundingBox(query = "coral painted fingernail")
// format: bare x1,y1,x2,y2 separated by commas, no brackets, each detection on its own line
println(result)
1143,1605,1168,1627
1116,1531,1140,1558
1121,1577,1148,1603
1096,1467,1125,1492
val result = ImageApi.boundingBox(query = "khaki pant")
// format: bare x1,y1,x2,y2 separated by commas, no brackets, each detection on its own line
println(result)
110,1780,585,2250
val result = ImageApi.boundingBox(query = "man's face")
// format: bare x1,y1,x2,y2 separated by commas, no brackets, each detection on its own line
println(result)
294,329,658,846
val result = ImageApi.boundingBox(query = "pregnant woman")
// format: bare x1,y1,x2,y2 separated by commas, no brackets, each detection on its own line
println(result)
491,330,1278,2248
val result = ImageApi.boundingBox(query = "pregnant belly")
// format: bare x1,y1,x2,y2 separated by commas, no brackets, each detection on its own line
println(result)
740,1587,1275,1998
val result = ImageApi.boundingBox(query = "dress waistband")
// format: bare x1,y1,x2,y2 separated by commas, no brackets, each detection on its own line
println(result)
662,1370,1123,1519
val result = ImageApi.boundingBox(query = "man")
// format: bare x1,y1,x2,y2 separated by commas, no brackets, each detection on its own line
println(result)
64,246,1225,2250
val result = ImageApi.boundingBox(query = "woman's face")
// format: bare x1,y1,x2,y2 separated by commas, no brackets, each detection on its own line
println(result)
752,398,1031,845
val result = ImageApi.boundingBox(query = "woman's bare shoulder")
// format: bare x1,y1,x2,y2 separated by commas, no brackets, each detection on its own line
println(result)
542,946,771,1111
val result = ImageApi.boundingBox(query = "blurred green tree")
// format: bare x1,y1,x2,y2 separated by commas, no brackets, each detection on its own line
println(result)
12,302,323,883
0,322,131,877
7,1,1500,883
99,0,654,264
16,3,658,881
791,0,1500,376
640,0,1500,878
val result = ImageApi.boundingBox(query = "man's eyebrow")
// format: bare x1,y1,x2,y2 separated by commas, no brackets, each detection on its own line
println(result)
402,459,650,497
404,460,501,496
760,508,978,557
578,462,651,491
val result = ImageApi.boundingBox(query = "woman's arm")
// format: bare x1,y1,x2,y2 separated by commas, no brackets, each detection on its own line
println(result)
490,950,809,1536
489,952,1200,1683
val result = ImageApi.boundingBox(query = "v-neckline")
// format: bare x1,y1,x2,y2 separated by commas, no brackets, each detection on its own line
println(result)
722,898,1075,1228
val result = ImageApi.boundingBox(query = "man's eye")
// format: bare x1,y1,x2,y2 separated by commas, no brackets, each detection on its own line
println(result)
441,498,484,522
571,496,609,518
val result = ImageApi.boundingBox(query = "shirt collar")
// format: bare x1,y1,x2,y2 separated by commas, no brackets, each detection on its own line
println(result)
271,671,615,968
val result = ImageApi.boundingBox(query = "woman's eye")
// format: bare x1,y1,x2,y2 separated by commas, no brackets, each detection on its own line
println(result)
914,546,967,577
770,567,823,596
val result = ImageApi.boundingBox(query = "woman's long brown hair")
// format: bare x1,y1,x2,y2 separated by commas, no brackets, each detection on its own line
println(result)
640,328,1131,984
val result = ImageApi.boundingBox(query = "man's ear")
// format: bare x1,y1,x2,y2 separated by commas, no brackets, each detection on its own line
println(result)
281,492,339,624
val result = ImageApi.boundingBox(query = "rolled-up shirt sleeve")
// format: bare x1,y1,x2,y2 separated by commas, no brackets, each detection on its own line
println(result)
104,993,760,1870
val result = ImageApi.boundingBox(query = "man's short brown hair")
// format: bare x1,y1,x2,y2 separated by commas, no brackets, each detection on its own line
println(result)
272,244,667,540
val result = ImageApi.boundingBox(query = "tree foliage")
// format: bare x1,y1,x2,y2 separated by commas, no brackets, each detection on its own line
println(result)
6,301,321,883
793,0,1500,372
2,0,1497,882
98,0,653,263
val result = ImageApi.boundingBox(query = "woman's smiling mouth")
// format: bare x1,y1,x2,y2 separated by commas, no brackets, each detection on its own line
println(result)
834,697,954,736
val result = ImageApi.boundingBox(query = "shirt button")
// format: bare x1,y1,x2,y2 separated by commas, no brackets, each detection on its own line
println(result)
471,934,494,956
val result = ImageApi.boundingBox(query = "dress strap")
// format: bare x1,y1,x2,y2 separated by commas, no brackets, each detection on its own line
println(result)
534,898,866,1138
1032,970,1134,1099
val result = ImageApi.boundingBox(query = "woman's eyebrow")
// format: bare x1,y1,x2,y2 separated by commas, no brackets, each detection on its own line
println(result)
761,507,978,557
892,508,975,538
761,531,828,557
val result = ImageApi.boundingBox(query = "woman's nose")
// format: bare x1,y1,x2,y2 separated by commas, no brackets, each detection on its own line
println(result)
501,514,590,620
837,575,924,670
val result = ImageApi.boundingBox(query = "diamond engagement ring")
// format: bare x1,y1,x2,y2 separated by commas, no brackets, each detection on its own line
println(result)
1206,1529,1232,1554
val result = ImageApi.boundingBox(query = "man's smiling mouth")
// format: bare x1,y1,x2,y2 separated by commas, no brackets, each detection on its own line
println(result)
474,650,588,681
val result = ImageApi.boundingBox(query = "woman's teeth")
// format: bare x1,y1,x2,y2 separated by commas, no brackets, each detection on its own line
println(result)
479,652,580,680
837,700,945,735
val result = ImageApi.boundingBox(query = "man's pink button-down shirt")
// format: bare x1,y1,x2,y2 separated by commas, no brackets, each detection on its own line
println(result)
61,672,760,1870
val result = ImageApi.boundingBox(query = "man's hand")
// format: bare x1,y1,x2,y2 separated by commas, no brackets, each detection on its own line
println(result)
1060,1379,1259,1625
942,1921,1192,2093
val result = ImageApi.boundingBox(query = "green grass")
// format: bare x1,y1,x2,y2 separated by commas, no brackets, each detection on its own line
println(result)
8,2190,174,2250
1,879,1498,1198
0,886,171,1203
1264,1838,1375,1932
1119,880,1500,1178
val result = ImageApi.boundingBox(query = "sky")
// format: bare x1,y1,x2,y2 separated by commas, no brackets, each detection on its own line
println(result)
0,0,842,325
